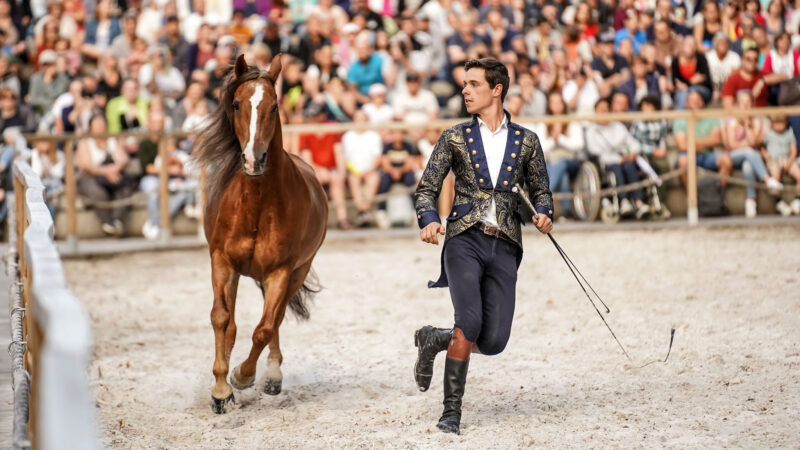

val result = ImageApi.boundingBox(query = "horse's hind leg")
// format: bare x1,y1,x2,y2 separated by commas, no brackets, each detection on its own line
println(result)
264,332,283,395
210,258,239,414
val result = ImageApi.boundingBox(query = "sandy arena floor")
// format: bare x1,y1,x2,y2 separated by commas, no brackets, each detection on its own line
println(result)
64,225,800,449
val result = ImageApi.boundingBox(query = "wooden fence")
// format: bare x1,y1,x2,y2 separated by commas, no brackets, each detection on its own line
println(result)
10,160,98,449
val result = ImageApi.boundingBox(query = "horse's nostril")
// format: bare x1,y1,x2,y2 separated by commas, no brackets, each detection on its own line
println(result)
259,153,267,164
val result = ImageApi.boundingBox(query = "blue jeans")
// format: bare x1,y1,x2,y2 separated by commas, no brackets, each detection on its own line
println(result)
547,159,580,216
139,175,193,226
729,148,767,198
674,86,712,110
605,161,642,201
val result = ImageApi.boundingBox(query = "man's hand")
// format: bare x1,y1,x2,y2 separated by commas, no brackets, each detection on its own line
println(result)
533,213,553,234
420,222,446,245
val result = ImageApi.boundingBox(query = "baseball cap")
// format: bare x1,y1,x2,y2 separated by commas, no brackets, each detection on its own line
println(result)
38,50,57,65
406,71,421,82
368,83,387,96
597,29,616,44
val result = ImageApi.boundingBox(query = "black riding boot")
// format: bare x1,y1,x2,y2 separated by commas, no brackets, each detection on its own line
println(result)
436,357,469,435
414,326,452,391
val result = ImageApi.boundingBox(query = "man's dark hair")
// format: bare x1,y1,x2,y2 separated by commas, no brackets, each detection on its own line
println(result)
464,58,510,102
638,94,661,110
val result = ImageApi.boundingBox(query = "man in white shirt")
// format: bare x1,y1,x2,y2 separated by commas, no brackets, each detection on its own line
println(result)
706,33,741,93
412,58,553,435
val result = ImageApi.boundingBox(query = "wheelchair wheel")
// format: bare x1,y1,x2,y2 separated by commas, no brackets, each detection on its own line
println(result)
572,161,601,222
600,202,620,224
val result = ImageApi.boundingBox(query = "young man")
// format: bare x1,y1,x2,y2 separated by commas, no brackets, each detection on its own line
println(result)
412,58,553,435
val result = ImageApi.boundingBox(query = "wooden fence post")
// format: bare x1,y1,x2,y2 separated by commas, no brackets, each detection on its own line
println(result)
686,112,699,225
158,134,171,242
63,139,78,252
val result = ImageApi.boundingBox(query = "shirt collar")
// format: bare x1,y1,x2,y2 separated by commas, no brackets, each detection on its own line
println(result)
477,115,508,135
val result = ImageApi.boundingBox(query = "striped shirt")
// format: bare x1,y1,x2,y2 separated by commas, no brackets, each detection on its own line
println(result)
631,120,668,156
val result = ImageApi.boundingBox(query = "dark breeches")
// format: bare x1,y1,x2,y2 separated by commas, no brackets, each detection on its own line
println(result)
444,227,522,356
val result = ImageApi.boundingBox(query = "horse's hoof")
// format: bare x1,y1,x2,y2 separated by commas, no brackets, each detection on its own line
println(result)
211,393,235,414
229,368,255,390
264,379,282,395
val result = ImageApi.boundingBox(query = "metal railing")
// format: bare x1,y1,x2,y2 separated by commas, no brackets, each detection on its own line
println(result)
22,105,800,250
9,160,98,449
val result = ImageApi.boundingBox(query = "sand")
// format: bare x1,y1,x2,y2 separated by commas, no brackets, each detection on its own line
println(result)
63,225,800,449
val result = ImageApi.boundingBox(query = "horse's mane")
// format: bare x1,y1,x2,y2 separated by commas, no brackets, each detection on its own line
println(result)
193,65,274,207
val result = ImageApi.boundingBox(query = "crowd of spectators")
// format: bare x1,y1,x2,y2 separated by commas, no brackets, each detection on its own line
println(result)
1,0,800,238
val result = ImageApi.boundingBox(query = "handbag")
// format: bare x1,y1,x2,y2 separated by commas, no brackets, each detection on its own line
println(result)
777,76,800,106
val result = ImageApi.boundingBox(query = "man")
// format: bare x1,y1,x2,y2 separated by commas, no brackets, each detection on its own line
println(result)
347,37,384,105
674,88,732,187
591,29,630,90
27,49,69,117
412,58,553,435
721,47,768,108
105,78,149,134
393,72,439,126
706,33,741,93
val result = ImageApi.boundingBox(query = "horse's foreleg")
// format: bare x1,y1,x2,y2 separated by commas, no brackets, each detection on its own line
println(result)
210,258,239,414
264,331,283,395
235,267,291,384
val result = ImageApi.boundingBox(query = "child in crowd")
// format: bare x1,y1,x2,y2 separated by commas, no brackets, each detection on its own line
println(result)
362,83,394,125
630,95,671,217
761,115,800,215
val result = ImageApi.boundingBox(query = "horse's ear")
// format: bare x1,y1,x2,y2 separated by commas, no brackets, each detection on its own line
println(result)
267,53,282,82
234,54,248,79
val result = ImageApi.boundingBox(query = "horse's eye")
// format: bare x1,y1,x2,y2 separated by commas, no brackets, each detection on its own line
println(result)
233,101,240,111
270,104,278,115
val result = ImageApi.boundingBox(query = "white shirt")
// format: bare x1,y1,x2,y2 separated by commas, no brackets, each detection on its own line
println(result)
477,115,509,227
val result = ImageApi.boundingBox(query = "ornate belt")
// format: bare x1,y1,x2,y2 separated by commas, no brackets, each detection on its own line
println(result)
475,222,514,244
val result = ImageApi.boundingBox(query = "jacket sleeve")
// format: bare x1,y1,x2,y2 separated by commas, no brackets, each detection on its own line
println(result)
413,130,452,228
525,133,554,220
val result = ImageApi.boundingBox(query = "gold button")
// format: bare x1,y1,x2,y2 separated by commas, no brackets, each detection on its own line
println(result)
472,150,477,155
475,164,480,169
511,153,516,158
507,166,512,172
468,138,474,143
417,214,421,219
515,140,520,145
452,212,457,216
549,210,553,214
515,130,520,136
466,128,471,133
479,178,484,183
503,181,508,186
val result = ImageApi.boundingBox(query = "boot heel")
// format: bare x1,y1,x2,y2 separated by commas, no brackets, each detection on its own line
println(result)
414,329,420,348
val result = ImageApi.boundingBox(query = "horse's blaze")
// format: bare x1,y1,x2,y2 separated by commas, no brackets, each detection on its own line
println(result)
242,84,265,173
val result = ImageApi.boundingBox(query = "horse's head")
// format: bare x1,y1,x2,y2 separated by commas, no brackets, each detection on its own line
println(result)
232,53,282,177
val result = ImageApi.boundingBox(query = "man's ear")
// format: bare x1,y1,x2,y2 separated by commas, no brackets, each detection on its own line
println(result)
493,83,504,98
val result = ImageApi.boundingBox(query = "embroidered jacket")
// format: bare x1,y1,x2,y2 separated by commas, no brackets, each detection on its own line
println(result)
414,112,553,286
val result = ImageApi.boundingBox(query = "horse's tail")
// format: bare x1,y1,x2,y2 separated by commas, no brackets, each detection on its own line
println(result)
253,268,320,321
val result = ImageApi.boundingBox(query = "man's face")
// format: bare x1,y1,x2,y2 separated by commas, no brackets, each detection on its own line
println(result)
123,80,138,101
462,67,500,114
408,79,420,95
655,22,670,42
687,91,704,110
741,50,758,74
612,93,628,112
714,38,729,55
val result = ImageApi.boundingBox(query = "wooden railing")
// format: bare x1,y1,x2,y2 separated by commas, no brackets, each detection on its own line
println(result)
10,160,98,449
23,105,800,249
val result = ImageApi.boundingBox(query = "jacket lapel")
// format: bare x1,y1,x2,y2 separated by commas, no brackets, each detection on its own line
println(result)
494,115,523,192
462,116,493,190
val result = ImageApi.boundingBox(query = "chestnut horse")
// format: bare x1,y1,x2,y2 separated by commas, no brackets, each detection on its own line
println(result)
194,54,328,413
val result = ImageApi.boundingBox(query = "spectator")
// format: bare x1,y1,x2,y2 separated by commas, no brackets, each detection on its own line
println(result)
631,95,671,215
516,71,547,117
81,0,120,61
652,19,680,71
447,15,488,67
706,33,741,94
172,80,208,129
721,47,768,108
762,33,800,99
158,15,189,74
615,9,647,54
139,111,193,240
0,56,19,98
34,0,77,42
618,56,661,111
586,97,649,219
763,0,785,39
694,0,722,52
299,101,351,230
526,17,563,63
307,45,345,88
294,14,330,69
136,0,163,45
27,49,69,117
182,0,206,44
375,129,420,229
348,0,384,32
362,83,393,124
723,90,783,218
30,139,64,218
186,23,215,76
106,78,149,134
393,71,439,126
110,8,137,63
229,10,254,48
674,89,732,189
672,37,713,109
563,62,602,115
52,78,82,134
97,52,123,100
761,115,800,215
139,45,186,103
347,37,385,105
342,110,382,227
0,87,35,133
0,0,26,59
75,114,135,236
591,28,630,91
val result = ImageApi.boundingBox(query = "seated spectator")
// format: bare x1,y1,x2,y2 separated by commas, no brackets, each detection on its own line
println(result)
591,28,630,92
30,139,64,218
306,45,345,87
0,87,35,133
320,77,357,122
27,49,69,118
172,81,208,129
0,132,10,236
706,33,741,95
761,115,800,215
516,71,547,117
110,8,137,63
139,45,186,104
723,90,782,218
631,95,671,215
186,23,216,76
761,33,800,101
672,37,713,109
615,9,646,54
362,83,393,124
347,37,385,105
694,0,722,52
563,62,602,115
586,97,649,218
52,79,82,134
106,78,149,134
529,91,584,219
375,129,420,229
75,114,135,236
0,56,20,98
158,15,189,75
446,15,488,67
618,56,661,111
722,47,769,109
341,110,382,227
393,71,439,129
81,0,121,61
674,89,732,188
139,111,194,240
299,102,350,230
0,0,26,59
